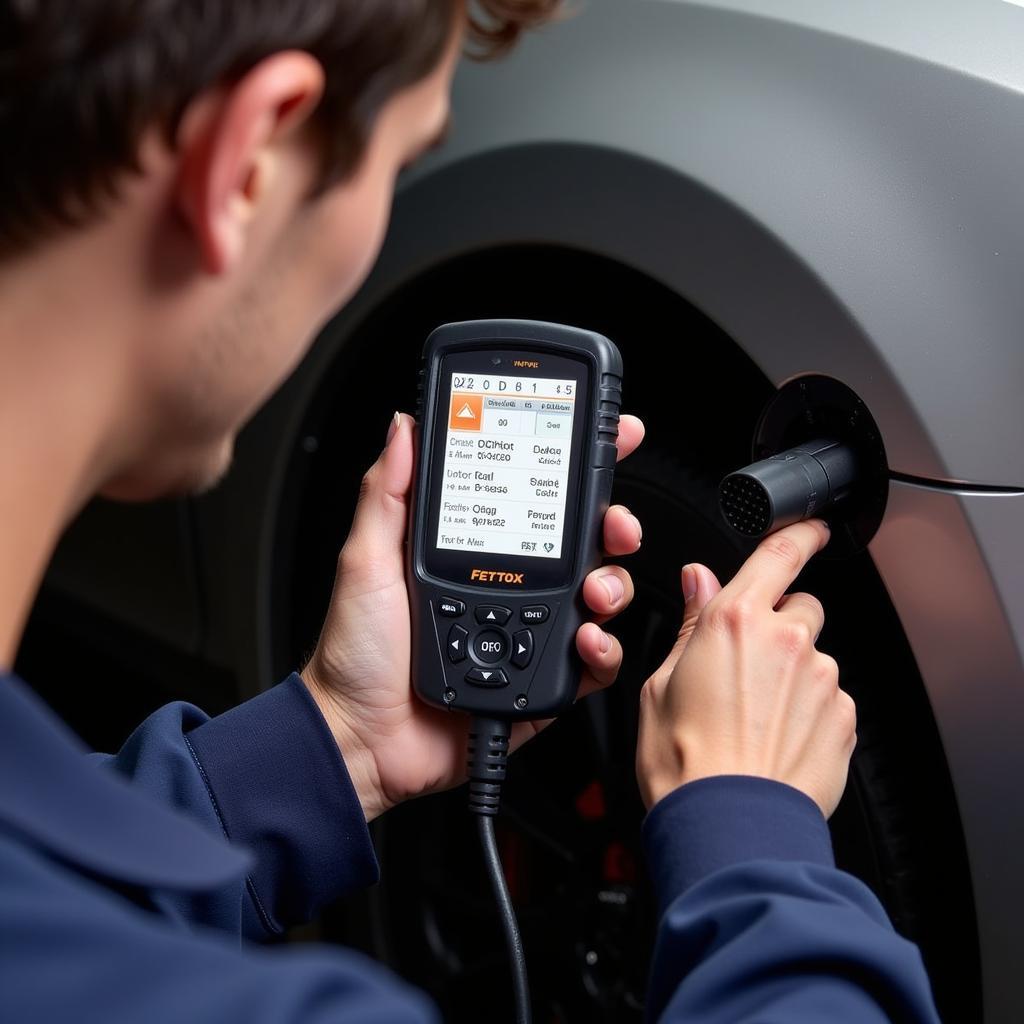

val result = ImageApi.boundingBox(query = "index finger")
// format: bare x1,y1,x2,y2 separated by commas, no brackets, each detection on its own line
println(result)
719,520,830,607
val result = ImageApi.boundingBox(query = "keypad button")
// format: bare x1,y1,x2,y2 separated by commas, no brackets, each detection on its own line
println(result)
520,605,550,624
438,597,466,617
475,605,512,626
465,667,509,687
447,624,469,663
472,629,508,664
511,630,534,669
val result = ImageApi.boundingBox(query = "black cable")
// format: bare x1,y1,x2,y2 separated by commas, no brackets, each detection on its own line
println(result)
477,815,530,1024
466,717,531,1024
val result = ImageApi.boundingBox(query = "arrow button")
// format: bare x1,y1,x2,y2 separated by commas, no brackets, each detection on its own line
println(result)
511,629,534,669
447,624,469,664
475,605,512,626
466,667,509,688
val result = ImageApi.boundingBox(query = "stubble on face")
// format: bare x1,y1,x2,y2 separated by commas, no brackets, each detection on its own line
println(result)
142,229,310,499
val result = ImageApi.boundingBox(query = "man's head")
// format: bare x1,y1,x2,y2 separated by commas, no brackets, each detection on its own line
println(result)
0,1,561,498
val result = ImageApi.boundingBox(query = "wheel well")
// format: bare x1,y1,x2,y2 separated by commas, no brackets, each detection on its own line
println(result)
273,243,979,1022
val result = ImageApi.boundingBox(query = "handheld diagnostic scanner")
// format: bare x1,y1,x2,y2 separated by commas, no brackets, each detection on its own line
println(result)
406,319,623,722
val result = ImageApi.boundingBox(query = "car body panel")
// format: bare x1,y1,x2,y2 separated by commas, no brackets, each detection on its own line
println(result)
871,483,1024,1020
404,0,1024,486
385,3,1024,1016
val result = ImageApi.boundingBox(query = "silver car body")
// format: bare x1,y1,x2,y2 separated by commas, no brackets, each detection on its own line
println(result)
379,1,1022,1017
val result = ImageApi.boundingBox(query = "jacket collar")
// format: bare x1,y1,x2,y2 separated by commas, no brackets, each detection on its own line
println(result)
0,673,249,890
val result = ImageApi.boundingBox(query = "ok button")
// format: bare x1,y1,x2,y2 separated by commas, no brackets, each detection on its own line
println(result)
473,630,508,664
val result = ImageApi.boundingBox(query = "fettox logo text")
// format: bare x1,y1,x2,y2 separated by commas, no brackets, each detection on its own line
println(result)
470,568,525,585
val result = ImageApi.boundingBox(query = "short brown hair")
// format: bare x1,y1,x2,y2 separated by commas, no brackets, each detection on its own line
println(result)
0,0,564,256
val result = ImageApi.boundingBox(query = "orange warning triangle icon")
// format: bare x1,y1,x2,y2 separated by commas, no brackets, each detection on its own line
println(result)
449,393,483,430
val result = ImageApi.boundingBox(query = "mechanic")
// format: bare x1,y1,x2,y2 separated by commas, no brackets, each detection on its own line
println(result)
0,2,941,1022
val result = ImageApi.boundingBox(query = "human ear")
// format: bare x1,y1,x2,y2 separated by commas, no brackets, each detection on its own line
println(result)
175,51,325,275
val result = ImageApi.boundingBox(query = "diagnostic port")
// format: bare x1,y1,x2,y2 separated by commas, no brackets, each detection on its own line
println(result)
719,376,889,558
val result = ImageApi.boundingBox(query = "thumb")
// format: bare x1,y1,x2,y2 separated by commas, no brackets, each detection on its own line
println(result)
341,412,415,572
663,563,722,670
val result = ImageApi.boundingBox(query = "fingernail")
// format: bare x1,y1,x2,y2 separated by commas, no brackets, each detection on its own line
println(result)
682,564,697,602
599,630,612,653
386,411,401,446
600,573,625,605
631,512,643,543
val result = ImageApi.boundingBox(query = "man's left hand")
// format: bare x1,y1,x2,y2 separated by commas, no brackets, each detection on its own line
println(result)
301,410,644,820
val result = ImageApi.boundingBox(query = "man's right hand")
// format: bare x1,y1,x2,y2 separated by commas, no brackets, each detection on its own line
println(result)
636,520,856,819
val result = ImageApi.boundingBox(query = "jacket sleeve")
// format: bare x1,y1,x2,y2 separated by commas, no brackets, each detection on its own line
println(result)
0,829,438,1024
90,672,378,941
642,775,942,1023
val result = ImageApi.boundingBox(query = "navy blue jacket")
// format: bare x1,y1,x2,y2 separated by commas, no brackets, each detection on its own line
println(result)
0,671,941,1022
